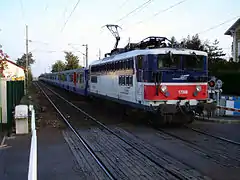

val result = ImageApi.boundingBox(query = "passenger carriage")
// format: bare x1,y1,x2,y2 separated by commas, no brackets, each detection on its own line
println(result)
39,68,88,96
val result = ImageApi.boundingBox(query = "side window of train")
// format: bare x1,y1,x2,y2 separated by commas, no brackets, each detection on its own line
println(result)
130,58,134,69
123,60,127,69
103,63,106,72
78,73,82,83
70,74,74,82
121,61,124,70
127,59,130,69
113,62,115,71
111,62,114,71
118,76,122,85
118,76,125,85
129,76,133,86
91,76,97,83
126,76,129,86
136,55,143,69
106,63,109,72
116,61,119,70
101,64,104,72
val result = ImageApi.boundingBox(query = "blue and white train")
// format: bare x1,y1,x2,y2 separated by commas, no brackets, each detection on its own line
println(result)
39,36,216,125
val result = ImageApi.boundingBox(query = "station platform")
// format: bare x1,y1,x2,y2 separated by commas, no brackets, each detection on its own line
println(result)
196,115,240,124
0,127,82,180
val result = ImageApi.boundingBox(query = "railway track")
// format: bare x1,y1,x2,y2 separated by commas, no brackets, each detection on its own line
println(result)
35,81,211,180
157,128,240,168
35,82,115,180
184,125,240,146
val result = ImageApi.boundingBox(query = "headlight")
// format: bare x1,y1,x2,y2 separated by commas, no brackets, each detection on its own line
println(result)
161,85,168,93
196,85,202,92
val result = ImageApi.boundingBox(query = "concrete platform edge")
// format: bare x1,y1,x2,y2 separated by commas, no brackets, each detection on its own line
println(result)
195,116,240,124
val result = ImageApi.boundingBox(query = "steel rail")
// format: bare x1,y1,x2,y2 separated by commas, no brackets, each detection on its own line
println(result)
184,125,240,146
38,81,187,180
35,82,115,180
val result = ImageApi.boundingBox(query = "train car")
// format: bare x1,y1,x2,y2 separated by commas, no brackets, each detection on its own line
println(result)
39,68,89,96
88,36,214,124
40,35,216,125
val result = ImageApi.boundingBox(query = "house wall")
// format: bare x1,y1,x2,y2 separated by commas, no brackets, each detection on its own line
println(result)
233,26,240,62
236,27,240,60
2,61,25,80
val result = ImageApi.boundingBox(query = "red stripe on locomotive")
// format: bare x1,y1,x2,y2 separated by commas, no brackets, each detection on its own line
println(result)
144,84,207,100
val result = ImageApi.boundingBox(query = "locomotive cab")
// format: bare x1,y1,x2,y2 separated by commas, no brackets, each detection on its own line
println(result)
134,47,212,124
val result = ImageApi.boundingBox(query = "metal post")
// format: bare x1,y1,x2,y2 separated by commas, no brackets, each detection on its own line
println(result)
25,25,29,95
85,44,88,68
215,90,218,116
99,49,101,60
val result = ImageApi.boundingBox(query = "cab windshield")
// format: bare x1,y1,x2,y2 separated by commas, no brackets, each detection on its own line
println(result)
157,54,205,70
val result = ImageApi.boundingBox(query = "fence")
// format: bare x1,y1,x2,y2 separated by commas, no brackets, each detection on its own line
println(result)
0,79,25,132
28,105,37,180
219,95,240,116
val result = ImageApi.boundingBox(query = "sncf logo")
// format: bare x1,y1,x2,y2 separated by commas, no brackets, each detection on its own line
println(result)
172,74,189,80
178,90,188,94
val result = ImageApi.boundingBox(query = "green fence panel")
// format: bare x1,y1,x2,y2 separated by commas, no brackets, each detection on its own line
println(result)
5,80,25,131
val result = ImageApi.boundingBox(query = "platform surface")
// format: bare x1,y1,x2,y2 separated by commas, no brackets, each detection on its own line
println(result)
0,127,82,180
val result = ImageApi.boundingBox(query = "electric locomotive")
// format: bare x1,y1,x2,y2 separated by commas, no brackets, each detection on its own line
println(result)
88,24,216,125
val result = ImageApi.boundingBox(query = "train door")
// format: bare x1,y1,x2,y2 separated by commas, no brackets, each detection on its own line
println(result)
135,55,144,103
84,70,89,94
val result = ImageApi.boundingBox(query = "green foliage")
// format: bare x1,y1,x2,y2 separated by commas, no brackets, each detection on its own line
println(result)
51,51,82,72
205,39,226,67
51,60,66,72
181,34,205,51
64,51,80,70
213,71,240,96
16,52,35,68
15,53,35,85
27,68,33,85
168,36,178,47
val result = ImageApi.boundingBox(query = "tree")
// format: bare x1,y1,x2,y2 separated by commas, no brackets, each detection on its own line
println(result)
181,34,205,51
205,39,226,64
16,52,35,68
15,53,35,85
168,36,179,47
51,60,66,72
64,51,81,70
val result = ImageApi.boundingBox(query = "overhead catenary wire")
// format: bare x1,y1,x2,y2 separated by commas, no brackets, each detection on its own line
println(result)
123,0,188,31
118,0,131,10
116,0,154,23
60,0,81,32
197,15,240,34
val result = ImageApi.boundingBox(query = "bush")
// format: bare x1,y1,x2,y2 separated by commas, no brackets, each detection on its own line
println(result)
212,71,240,96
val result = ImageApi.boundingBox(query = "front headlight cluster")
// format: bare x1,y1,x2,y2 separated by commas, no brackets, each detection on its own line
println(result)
196,85,202,92
161,85,168,93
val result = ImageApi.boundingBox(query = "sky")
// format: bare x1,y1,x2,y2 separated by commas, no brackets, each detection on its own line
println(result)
0,0,239,77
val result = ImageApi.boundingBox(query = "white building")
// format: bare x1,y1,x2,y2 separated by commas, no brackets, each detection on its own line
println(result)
225,18,240,62
0,59,25,80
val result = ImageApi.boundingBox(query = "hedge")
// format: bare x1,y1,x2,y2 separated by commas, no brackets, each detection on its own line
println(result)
211,71,240,96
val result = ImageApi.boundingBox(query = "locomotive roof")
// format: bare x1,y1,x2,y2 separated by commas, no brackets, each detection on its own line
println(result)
89,47,208,66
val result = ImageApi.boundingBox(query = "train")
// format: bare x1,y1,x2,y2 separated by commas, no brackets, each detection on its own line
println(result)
39,35,216,125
